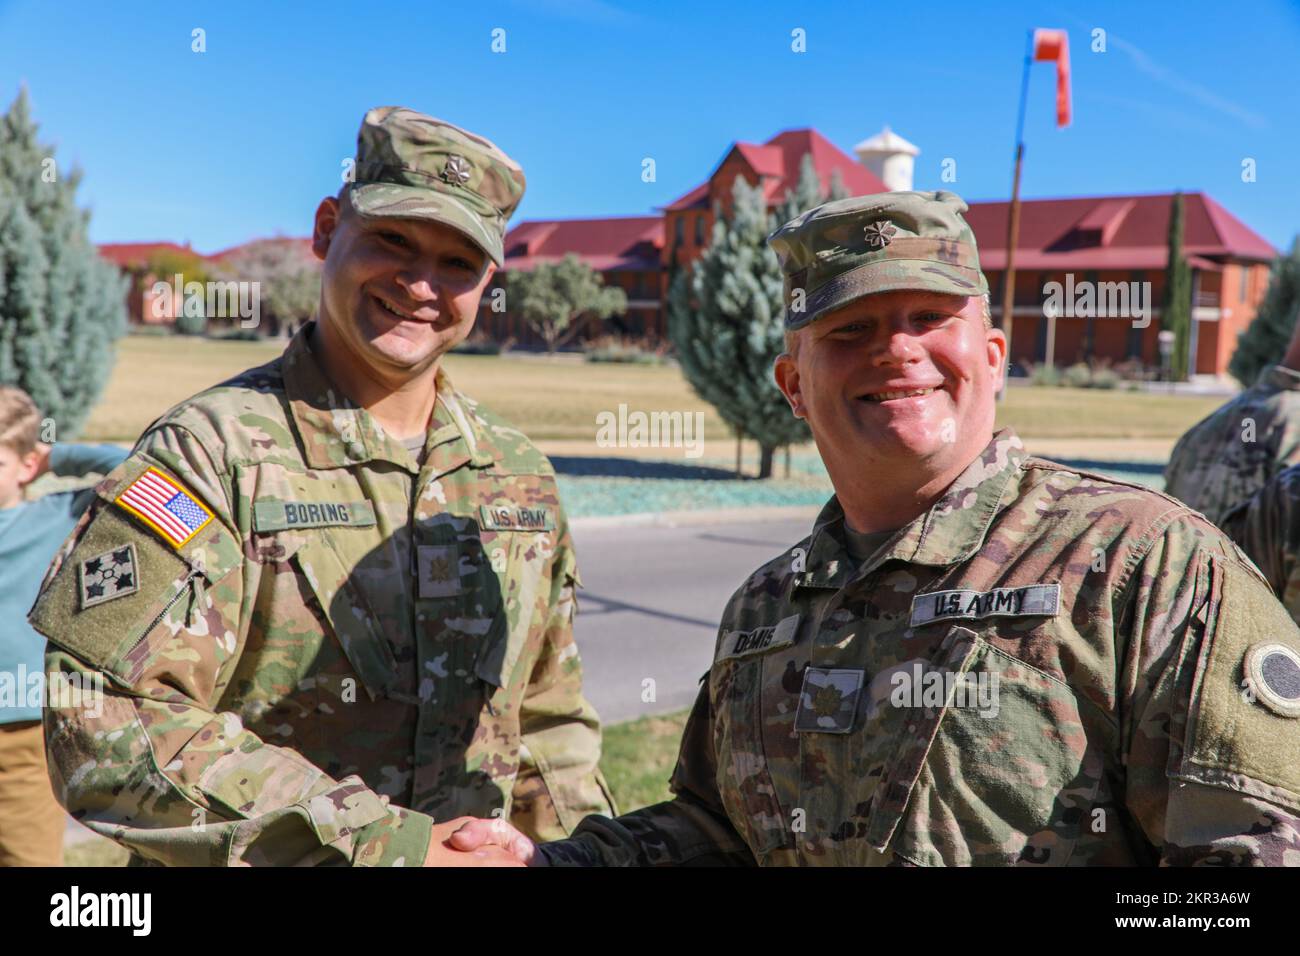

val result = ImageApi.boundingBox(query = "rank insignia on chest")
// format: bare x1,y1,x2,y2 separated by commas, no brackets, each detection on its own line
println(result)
795,667,864,734
479,503,555,532
909,583,1061,627
417,544,462,599
114,467,213,549
78,543,140,609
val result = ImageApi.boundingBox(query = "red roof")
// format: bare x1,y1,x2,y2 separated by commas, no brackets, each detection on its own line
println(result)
664,128,888,211
97,241,198,268
964,192,1275,270
208,236,315,263
502,216,663,272
98,236,317,270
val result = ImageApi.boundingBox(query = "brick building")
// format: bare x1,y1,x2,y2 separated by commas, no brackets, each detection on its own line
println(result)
482,126,1277,376
97,126,1278,377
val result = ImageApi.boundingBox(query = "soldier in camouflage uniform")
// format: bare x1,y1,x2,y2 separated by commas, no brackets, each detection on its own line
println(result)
1164,332,1300,526
454,190,1300,866
29,106,614,866
1223,463,1300,625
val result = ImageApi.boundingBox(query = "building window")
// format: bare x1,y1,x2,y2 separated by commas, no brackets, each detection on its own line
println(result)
675,217,684,245
695,214,706,246
1239,265,1249,302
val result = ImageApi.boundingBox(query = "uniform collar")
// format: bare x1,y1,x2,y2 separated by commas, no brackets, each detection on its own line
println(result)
283,323,495,474
1263,365,1300,391
796,429,1027,590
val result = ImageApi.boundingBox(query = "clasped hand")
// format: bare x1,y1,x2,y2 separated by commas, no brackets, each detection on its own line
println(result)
422,816,547,867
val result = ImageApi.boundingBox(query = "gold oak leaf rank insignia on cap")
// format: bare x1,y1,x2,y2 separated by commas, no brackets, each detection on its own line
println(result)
114,467,214,549
78,543,140,609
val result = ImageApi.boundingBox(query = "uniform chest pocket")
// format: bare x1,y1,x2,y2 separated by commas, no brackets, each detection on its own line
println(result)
867,626,1100,866
711,653,798,859
287,529,402,704
411,515,552,699
469,526,559,693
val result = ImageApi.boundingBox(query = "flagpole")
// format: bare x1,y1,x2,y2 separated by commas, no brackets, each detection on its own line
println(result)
999,30,1033,400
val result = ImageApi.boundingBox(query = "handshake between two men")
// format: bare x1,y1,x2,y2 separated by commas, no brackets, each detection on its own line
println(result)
428,818,542,868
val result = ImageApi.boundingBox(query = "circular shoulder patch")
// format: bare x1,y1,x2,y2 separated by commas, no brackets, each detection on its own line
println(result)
1245,642,1300,718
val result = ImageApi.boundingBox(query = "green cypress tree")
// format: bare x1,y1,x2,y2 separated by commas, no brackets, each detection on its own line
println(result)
1161,192,1193,380
1228,237,1300,387
670,155,837,478
0,88,126,437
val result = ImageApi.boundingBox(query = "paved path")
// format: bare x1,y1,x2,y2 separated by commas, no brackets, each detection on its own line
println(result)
570,512,815,723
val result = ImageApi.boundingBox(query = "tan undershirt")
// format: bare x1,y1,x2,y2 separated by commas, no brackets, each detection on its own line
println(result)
842,523,898,565
400,433,428,469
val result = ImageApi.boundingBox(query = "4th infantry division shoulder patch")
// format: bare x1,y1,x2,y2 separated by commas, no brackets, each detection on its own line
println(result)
78,543,140,609
114,467,214,548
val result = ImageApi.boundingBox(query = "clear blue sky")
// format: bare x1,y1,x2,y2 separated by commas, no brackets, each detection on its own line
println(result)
3,0,1297,253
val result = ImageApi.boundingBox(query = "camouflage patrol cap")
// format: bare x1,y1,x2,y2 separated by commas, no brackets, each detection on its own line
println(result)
768,190,989,330
346,106,526,266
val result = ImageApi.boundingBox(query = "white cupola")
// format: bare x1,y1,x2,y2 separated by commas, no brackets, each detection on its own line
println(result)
853,126,920,192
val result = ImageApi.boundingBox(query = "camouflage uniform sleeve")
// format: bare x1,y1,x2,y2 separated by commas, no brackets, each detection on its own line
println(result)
509,510,616,842
33,423,432,867
1222,466,1300,623
537,675,755,867
1121,514,1300,866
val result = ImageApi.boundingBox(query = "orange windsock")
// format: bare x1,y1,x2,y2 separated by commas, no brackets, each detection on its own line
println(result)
1032,28,1072,128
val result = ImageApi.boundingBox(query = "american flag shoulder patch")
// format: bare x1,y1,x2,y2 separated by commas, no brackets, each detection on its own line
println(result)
114,466,214,549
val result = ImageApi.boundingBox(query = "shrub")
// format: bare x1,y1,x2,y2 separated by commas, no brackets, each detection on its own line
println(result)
1063,362,1093,388
210,328,262,342
452,336,503,355
174,309,207,336
1027,362,1062,387
583,335,668,365
1090,367,1120,389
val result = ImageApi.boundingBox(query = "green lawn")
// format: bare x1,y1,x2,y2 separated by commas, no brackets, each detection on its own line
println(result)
81,333,1226,445
600,709,691,813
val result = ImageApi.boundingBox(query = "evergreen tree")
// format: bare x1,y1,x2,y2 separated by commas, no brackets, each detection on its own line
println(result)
1161,192,1193,380
0,88,126,437
1229,237,1300,387
669,155,836,478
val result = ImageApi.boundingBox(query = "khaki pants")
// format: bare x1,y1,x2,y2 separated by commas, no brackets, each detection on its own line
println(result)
0,720,65,866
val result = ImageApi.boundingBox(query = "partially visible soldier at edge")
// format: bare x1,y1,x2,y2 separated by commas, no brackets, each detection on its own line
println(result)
1223,459,1300,626
1164,315,1300,526
455,190,1300,866
29,106,614,866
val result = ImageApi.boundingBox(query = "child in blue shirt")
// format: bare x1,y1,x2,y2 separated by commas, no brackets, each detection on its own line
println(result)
0,385,127,865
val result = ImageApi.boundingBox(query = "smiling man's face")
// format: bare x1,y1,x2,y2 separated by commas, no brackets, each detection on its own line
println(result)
775,288,1006,481
311,194,495,380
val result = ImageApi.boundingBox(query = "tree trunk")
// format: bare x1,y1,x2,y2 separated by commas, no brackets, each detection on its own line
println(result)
555,312,593,351
734,428,743,477
783,445,791,478
758,444,775,479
